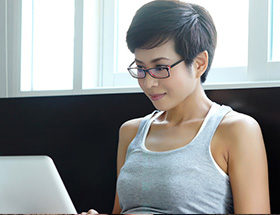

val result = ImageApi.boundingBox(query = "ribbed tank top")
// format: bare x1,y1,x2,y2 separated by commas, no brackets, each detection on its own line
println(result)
117,102,234,214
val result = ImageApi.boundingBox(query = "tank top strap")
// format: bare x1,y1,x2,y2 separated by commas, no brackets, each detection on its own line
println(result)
136,110,160,138
197,103,233,146
125,110,161,160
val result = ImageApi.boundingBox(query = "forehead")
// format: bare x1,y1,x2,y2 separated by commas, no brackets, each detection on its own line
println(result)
134,39,180,63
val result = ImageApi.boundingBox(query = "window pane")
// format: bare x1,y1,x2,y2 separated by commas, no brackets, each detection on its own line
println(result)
117,0,151,77
117,0,249,78
21,0,33,91
186,0,248,68
82,0,100,89
21,0,75,91
272,0,280,61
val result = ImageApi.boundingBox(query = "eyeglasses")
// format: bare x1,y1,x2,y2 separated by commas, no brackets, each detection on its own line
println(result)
127,59,185,79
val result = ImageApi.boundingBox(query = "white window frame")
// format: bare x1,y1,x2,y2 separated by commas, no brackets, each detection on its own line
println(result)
1,0,280,98
73,0,84,91
248,0,280,81
0,0,7,97
4,0,21,97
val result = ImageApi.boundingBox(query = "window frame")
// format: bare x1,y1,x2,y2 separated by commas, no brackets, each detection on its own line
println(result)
5,0,21,97
0,0,7,97
1,0,280,98
248,0,280,81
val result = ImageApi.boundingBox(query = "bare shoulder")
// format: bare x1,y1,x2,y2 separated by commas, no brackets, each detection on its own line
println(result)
221,109,259,127
117,117,144,160
120,117,143,130
217,109,265,162
219,110,263,145
220,111,270,213
119,117,143,143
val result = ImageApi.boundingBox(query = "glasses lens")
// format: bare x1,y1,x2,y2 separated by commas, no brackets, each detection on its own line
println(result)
149,67,169,78
128,68,145,79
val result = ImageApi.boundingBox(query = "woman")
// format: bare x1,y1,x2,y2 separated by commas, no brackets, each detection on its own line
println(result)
84,0,270,214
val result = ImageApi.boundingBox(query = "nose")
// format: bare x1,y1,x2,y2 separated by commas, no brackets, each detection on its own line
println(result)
142,73,159,89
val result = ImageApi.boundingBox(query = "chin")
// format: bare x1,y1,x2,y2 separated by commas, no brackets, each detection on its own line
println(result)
150,101,171,112
146,93,175,111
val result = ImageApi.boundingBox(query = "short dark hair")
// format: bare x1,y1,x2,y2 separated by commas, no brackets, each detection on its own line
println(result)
126,0,217,83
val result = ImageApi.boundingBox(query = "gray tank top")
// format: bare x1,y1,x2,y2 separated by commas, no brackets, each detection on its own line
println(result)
117,102,234,214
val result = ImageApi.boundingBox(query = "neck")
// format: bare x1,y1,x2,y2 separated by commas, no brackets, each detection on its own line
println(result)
160,84,213,126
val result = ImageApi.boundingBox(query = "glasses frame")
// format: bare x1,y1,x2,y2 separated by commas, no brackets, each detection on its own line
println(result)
127,59,185,79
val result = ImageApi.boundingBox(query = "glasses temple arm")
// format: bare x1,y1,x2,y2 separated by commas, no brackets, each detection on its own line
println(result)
170,59,185,68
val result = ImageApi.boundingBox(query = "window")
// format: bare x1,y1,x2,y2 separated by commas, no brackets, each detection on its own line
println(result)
1,0,280,98
21,0,75,91
271,0,280,61
118,0,248,70
82,0,100,89
116,0,151,87
187,0,248,69
115,0,280,86
117,0,249,85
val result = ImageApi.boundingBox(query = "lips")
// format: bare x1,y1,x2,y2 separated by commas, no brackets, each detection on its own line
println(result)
149,93,166,101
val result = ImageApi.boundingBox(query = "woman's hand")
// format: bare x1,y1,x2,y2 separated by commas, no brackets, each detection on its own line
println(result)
80,209,99,214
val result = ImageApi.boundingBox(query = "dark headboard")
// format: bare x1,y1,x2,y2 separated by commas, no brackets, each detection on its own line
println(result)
0,87,279,213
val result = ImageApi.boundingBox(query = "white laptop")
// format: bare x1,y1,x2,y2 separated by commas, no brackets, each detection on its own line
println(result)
0,155,77,214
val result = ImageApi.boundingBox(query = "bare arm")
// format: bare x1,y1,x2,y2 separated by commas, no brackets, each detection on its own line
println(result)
228,116,270,213
112,118,142,214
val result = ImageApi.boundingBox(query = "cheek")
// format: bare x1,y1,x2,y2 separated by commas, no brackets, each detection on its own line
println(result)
138,79,149,94
138,79,144,89
167,71,195,92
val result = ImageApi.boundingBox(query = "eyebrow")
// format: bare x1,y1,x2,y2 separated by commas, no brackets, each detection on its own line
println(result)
135,57,170,64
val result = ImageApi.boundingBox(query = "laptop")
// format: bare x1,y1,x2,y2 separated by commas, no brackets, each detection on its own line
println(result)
0,155,77,214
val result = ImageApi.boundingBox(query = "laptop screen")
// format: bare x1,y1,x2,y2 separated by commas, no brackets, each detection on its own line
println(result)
0,155,77,214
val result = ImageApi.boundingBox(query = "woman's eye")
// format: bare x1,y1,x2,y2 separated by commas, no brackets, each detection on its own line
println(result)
155,67,165,71
156,64,167,67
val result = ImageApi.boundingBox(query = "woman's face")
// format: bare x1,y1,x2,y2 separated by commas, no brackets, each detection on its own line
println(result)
135,39,199,111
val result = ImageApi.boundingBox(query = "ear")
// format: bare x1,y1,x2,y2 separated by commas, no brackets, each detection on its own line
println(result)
193,50,209,78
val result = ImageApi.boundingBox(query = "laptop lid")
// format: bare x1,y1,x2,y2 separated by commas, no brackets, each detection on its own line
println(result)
0,155,77,214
